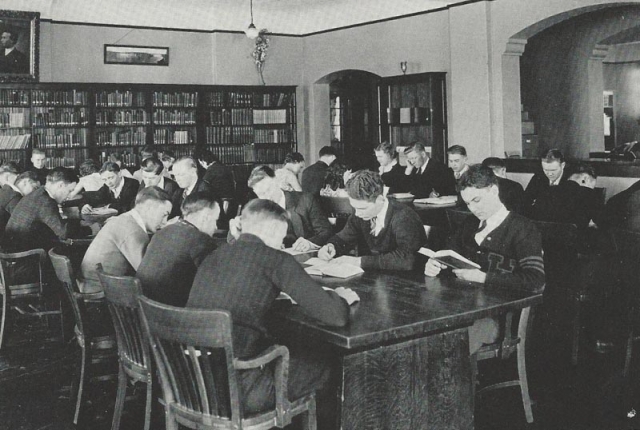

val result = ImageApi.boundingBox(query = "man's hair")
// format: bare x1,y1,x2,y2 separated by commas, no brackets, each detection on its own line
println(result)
181,192,219,217
140,145,157,162
2,28,19,44
100,161,121,174
0,161,20,175
374,141,398,159
31,148,46,157
542,149,564,164
319,146,337,157
175,156,198,170
345,170,384,202
247,165,275,188
283,152,305,164
161,151,176,162
46,167,78,185
324,162,348,191
458,164,498,191
79,159,99,177
447,145,467,156
481,157,505,170
569,162,596,179
135,186,172,206
15,171,40,187
404,141,427,155
241,198,290,226
195,149,218,164
141,157,164,175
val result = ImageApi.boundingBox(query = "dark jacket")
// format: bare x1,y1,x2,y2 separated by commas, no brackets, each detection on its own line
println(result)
0,48,29,74
497,177,526,215
380,163,410,195
407,159,457,198
203,162,236,199
86,177,139,214
283,191,333,247
0,185,21,233
171,178,217,219
601,180,640,231
523,170,568,208
529,181,604,230
27,166,49,186
138,176,179,197
301,161,330,195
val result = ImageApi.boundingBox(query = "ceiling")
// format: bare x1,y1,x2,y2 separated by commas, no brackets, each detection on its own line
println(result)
4,0,473,35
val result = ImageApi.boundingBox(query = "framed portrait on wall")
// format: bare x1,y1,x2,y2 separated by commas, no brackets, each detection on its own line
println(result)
104,45,169,66
0,10,39,82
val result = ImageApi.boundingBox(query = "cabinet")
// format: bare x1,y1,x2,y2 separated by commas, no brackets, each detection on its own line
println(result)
0,83,297,169
378,73,447,163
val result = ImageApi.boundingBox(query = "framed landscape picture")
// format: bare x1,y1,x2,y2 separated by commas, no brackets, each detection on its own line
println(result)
104,45,169,66
0,10,40,82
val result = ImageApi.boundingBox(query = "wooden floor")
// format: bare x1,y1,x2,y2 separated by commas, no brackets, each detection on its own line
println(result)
2,312,640,430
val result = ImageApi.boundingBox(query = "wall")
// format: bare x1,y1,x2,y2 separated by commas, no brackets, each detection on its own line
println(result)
604,61,640,145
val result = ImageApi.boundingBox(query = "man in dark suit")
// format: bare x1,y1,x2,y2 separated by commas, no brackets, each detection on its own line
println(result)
0,171,39,232
301,146,337,195
231,165,333,250
601,179,640,231
403,141,457,198
28,149,49,186
170,156,218,219
0,28,29,74
138,157,179,196
196,149,236,199
482,157,526,214
523,149,568,208
82,161,139,214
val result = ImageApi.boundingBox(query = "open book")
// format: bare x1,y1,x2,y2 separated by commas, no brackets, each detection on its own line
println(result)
419,247,481,270
303,257,364,279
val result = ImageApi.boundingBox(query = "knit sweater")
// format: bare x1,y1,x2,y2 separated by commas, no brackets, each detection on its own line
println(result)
327,199,426,271
448,211,545,293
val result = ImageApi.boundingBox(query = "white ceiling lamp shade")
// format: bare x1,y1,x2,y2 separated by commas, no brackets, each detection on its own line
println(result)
245,0,259,39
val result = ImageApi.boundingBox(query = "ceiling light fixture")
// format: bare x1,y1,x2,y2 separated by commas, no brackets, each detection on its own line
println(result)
245,0,259,39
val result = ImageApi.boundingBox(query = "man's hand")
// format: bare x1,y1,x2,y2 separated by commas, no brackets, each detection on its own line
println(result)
452,268,487,283
405,164,415,175
81,204,93,214
318,243,336,261
229,217,242,240
428,189,440,198
333,255,361,267
292,237,318,252
333,287,360,305
89,222,101,236
424,258,446,277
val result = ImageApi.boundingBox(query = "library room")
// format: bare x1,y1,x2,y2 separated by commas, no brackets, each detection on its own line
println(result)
3,1,640,429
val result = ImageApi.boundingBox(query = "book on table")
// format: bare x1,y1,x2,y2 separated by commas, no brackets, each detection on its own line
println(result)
303,257,364,279
419,248,481,270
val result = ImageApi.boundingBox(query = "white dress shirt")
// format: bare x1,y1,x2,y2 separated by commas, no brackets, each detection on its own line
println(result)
474,204,510,245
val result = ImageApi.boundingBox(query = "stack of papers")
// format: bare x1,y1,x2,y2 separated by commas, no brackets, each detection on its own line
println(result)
303,257,364,279
414,195,458,205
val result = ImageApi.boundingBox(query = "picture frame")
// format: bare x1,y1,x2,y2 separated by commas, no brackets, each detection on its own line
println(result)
104,44,170,66
0,10,40,82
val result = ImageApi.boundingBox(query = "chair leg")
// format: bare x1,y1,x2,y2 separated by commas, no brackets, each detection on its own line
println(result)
73,344,88,425
165,411,179,430
0,291,7,349
517,340,534,423
143,378,152,430
302,396,317,430
624,328,634,380
571,296,581,365
111,362,128,430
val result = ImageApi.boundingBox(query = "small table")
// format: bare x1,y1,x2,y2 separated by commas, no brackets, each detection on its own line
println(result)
272,271,542,430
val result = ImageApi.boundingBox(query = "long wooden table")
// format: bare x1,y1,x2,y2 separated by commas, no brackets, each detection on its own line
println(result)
272,270,542,430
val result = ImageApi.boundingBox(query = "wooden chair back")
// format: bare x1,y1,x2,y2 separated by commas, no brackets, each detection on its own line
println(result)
320,196,353,217
97,269,150,379
0,249,46,296
48,248,88,340
611,228,640,304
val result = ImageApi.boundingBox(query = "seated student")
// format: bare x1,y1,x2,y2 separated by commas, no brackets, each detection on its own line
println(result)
187,199,357,416
170,156,217,217
28,148,49,186
481,157,526,214
108,152,135,179
196,149,236,199
524,149,568,208
319,162,350,197
80,187,172,294
0,171,40,232
137,192,218,307
138,157,179,196
448,145,470,180
132,145,158,183
0,162,20,217
231,165,332,251
529,163,604,230
275,152,305,192
82,161,139,215
301,146,337,195
424,164,545,352
160,150,176,179
67,159,103,201
403,141,457,198
318,170,427,271
375,141,409,195
4,167,91,252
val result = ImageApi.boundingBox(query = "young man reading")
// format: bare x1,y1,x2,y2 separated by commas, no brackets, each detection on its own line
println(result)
318,170,426,271
187,199,357,416
424,164,545,352
448,145,470,180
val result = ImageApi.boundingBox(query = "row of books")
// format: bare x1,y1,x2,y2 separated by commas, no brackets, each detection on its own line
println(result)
388,125,429,147
152,92,198,107
44,156,82,169
243,144,292,164
386,107,430,125
33,129,87,148
96,91,146,107
96,110,149,126
96,129,147,146
32,90,88,106
231,108,253,125
32,107,89,127
254,92,292,108
253,109,287,124
254,129,291,144
98,150,137,166
0,134,30,150
227,92,253,107
208,145,249,164
0,108,29,128
205,126,233,144
0,90,29,106
153,129,192,145
209,109,232,125
152,110,196,125
229,126,254,144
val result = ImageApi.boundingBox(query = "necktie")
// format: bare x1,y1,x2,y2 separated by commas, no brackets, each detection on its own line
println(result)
370,217,377,235
182,189,188,200
476,220,487,233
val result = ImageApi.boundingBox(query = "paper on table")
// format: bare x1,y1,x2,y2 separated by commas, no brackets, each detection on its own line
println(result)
88,206,118,215
413,195,458,205
283,244,320,256
303,257,328,266
322,286,360,305
304,261,364,279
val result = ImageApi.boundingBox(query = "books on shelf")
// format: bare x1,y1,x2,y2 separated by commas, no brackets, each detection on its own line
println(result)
254,128,290,144
153,128,193,145
207,91,225,107
209,109,231,125
32,90,88,106
33,128,87,148
0,133,30,150
231,108,252,125
96,109,148,126
206,145,246,164
0,89,29,106
0,108,29,128
96,90,145,107
228,91,252,107
152,92,198,107
96,127,146,146
32,107,89,127
152,109,196,125
418,248,481,270
254,92,291,107
253,109,287,124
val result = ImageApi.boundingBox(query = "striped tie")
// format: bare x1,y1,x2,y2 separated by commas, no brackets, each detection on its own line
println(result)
370,217,377,236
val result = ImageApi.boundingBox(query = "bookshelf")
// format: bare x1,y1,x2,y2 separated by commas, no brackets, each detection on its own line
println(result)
377,73,447,163
0,83,297,169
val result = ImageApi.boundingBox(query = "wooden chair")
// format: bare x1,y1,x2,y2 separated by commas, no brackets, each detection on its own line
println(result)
0,248,63,349
320,196,353,230
473,306,536,423
445,208,473,236
48,248,117,426
138,295,317,430
97,268,153,430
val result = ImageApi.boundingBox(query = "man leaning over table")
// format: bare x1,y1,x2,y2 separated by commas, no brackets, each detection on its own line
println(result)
318,170,426,271
424,164,545,353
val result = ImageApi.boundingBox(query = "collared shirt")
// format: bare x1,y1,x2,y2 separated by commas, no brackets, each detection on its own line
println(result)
9,183,22,195
45,187,56,202
419,158,430,175
184,179,197,197
475,204,510,245
276,189,286,210
550,176,562,186
4,47,14,56
379,159,398,175
371,198,390,237
127,208,148,233
110,176,126,199
454,164,469,179
157,175,165,190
